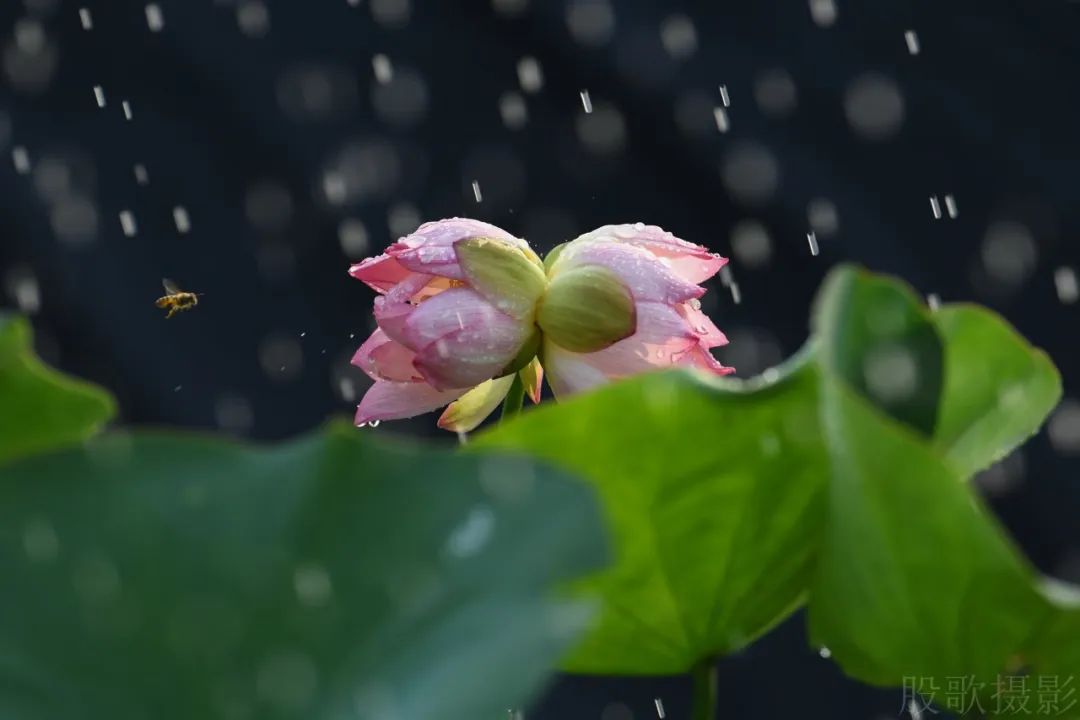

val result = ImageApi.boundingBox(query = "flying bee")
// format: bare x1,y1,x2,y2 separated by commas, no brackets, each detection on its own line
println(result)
155,278,201,318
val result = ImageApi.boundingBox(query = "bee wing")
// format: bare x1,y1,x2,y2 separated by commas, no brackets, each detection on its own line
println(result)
162,278,181,295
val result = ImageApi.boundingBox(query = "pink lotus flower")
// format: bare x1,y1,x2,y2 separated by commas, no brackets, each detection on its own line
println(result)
349,218,732,431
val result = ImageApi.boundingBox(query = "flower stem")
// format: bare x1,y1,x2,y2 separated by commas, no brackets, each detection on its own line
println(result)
690,657,718,720
499,373,525,423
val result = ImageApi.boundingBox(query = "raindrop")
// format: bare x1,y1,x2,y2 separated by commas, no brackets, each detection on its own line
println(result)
565,0,615,46
293,564,333,607
471,180,482,203
320,139,402,205
729,220,772,268
944,194,958,218
819,646,832,658
1048,399,1080,455
929,195,942,219
718,84,730,107
237,0,271,38
516,56,543,94
93,85,106,108
904,30,921,55
338,218,370,258
579,89,593,113
981,220,1037,287
927,293,941,311
50,195,99,246
256,651,319,711
808,0,837,27
843,73,905,140
369,419,381,427
173,205,192,233
22,517,59,562
720,141,780,205
654,698,666,718
1054,267,1078,304
121,100,133,120
498,91,528,129
79,8,93,30
119,210,137,237
145,3,165,32
444,506,495,559
133,163,149,184
807,231,819,256
659,14,697,59
753,68,797,118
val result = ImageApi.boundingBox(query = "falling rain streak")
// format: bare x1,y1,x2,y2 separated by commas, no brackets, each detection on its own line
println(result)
719,84,730,107
93,85,106,108
12,146,30,174
122,101,133,120
119,211,137,237
372,54,393,83
807,231,819,256
145,4,165,32
580,90,593,114
654,698,666,718
713,107,730,133
471,181,482,202
134,164,149,185
173,206,191,233
904,30,921,55
930,195,958,219
79,8,93,30
1056,267,1079,304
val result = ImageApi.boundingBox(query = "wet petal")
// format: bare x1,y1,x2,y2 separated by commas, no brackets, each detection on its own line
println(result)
578,223,727,284
555,239,704,305
355,381,467,425
348,254,414,293
678,300,729,349
542,340,610,399
351,329,424,383
388,217,529,280
437,376,515,433
680,345,736,376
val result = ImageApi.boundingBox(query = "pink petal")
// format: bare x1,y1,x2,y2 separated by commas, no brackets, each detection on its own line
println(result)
679,345,736,376
388,217,529,280
403,288,531,389
542,340,611,399
678,300,729,349
575,301,699,376
351,329,424,383
371,272,435,345
355,381,467,425
348,254,414,293
579,224,727,284
555,240,704,305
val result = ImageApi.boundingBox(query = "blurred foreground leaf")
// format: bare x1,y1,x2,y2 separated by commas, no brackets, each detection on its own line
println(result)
479,265,1076,710
0,425,607,719
0,314,115,465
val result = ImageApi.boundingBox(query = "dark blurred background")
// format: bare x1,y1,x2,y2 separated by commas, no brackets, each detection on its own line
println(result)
1,0,1078,717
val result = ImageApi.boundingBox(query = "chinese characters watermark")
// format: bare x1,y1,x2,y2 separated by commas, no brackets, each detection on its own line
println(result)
901,675,1076,716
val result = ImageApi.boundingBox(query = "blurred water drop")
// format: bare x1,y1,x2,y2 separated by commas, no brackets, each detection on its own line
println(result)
173,205,192,234
22,517,59,562
278,63,356,122
121,100,133,120
12,145,30,174
720,141,780,205
15,19,46,52
600,702,634,720
729,220,772,268
133,163,149,185
1048,399,1080,455
944,194,958,218
819,646,832,658
471,180,482,202
237,0,271,37
1055,267,1078,304
981,220,1037,287
659,14,697,59
566,0,615,46
214,394,254,435
808,0,837,27
371,67,428,126
293,563,333,607
498,91,528,129
338,218,370,258
753,68,797,118
930,195,942,219
320,139,401,206
245,180,293,232
4,31,58,93
927,293,941,311
807,197,840,236
79,8,93,30
4,264,41,313
844,73,905,140
50,195,98,246
904,30,921,55
119,210,138,237
863,345,918,404
654,698,666,718
372,53,393,83
256,652,319,711
145,3,165,32
370,0,411,28
516,56,543,94
387,202,421,237
92,84,106,107
713,106,730,133
259,335,303,381
444,505,495,559
576,101,625,155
